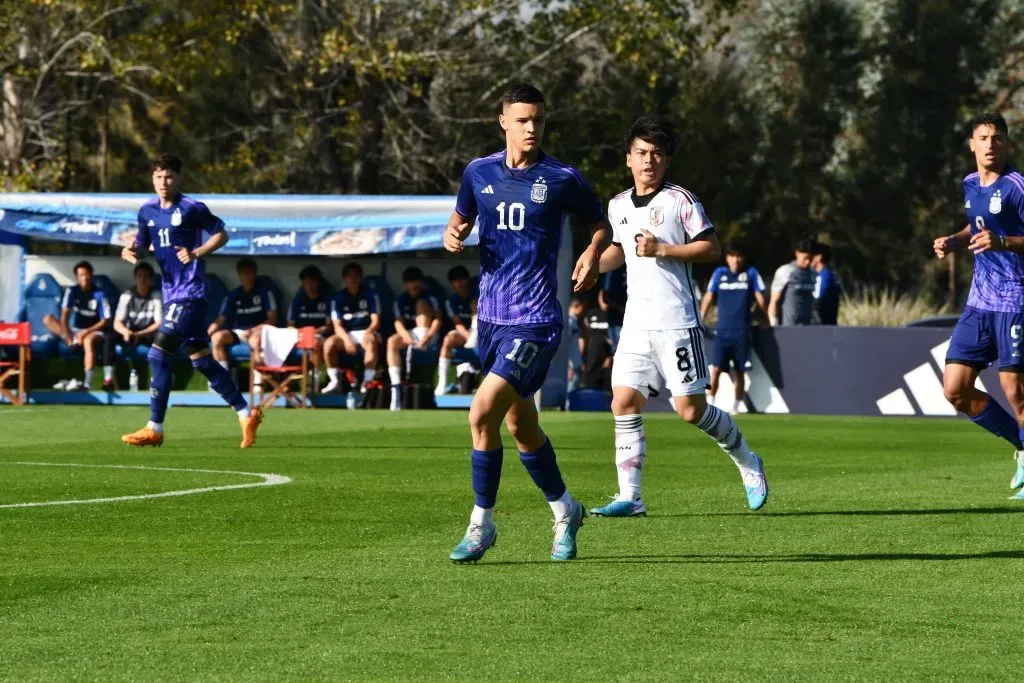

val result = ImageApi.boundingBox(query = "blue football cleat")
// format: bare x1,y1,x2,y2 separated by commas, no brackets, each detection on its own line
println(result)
551,500,585,561
590,497,647,517
742,453,769,511
449,524,497,563
1011,451,1024,490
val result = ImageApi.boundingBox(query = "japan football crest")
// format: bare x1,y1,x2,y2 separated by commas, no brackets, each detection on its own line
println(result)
171,208,183,226
650,207,664,227
531,178,548,204
990,190,1002,215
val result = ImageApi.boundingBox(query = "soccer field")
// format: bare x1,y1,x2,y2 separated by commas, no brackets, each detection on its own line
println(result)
0,406,1020,680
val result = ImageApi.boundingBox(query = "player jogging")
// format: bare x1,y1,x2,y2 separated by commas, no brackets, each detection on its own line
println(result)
444,84,609,562
590,115,768,518
934,113,1024,494
120,154,262,448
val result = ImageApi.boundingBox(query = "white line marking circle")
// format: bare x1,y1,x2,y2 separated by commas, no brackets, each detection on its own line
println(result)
0,462,292,509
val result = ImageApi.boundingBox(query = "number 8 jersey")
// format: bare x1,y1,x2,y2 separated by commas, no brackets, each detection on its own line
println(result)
135,195,226,304
608,183,714,331
455,150,604,327
964,169,1024,313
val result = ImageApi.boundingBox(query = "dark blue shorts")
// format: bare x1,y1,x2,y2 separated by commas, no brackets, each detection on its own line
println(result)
477,321,562,398
711,329,751,372
159,300,210,346
947,306,1024,370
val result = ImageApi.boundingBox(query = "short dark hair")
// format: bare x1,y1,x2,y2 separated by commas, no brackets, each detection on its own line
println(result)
151,153,183,173
970,113,1009,138
402,266,424,282
299,265,323,281
236,258,258,273
794,238,815,254
73,260,93,275
447,265,470,282
725,242,747,257
625,115,679,157
134,262,154,276
813,242,833,264
342,262,363,278
501,83,545,111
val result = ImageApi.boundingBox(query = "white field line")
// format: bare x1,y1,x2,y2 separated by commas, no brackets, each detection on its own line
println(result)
0,462,292,509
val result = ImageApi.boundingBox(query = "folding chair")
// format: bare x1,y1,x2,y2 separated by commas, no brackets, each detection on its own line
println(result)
0,322,31,406
250,326,316,409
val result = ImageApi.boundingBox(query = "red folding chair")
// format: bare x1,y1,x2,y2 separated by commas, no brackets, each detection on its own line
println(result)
250,326,317,409
0,322,31,406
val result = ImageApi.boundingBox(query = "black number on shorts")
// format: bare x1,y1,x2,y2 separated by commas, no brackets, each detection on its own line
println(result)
675,346,691,373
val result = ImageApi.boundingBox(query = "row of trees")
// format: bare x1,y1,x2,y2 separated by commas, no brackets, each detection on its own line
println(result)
2,0,1023,297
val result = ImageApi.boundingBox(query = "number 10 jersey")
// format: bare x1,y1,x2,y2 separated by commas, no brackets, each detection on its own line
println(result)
455,150,604,327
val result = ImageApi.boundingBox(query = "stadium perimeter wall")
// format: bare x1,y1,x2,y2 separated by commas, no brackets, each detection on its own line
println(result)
638,326,985,418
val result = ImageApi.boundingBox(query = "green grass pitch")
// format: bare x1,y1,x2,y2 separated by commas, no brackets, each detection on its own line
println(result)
1,406,1021,680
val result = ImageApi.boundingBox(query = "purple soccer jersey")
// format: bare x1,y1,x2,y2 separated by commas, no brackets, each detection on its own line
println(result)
455,151,604,326
965,169,1024,313
135,195,226,303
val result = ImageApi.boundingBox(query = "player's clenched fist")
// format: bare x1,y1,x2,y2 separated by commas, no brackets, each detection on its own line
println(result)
444,222,470,253
176,246,196,265
933,235,956,259
635,229,660,257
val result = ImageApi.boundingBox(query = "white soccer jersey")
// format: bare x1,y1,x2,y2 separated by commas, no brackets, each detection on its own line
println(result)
608,182,713,331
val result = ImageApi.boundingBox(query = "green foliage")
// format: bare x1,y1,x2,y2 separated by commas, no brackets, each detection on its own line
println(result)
2,0,1022,298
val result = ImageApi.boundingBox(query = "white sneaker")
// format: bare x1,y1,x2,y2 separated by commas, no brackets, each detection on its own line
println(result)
434,386,446,397
52,379,69,391
323,378,341,394
65,378,84,391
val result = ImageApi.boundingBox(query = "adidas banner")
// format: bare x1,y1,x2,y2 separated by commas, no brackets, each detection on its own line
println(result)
643,326,1002,417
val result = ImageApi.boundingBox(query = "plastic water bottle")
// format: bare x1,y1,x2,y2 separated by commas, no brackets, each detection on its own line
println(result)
346,392,357,410
129,369,139,392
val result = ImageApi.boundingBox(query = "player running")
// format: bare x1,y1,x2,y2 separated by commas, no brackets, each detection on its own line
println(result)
934,113,1024,494
120,154,262,448
590,115,768,518
444,83,609,562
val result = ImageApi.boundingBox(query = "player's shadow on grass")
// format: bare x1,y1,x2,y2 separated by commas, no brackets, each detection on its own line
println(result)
656,506,1024,518
483,550,1024,566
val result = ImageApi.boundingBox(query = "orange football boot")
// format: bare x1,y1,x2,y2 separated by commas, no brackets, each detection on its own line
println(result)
121,426,164,447
240,407,263,448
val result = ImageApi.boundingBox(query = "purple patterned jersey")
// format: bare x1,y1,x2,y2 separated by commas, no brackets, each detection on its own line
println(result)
135,194,226,304
964,169,1024,312
455,150,604,326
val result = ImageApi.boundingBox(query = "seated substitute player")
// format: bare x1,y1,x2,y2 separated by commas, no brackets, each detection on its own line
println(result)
120,153,261,448
435,265,478,396
323,261,381,394
104,261,163,389
933,113,1024,495
209,258,278,369
386,266,441,411
44,260,112,391
287,265,333,385
591,115,768,518
700,242,769,414
443,83,610,563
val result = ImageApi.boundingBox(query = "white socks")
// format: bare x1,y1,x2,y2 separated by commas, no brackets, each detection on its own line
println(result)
388,366,402,409
470,505,495,527
218,360,229,371
84,369,93,386
614,414,645,500
237,406,251,419
103,366,113,381
549,490,576,520
696,404,757,470
362,368,375,385
146,420,163,433
436,357,451,392
327,367,339,381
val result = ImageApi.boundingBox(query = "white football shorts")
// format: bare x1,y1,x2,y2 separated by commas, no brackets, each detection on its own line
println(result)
611,326,709,398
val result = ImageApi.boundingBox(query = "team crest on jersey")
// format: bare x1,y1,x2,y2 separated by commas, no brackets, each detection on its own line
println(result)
359,300,367,310
254,295,261,305
739,272,748,282
171,208,182,226
531,177,548,204
318,302,326,312
990,190,1002,215
650,207,664,227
